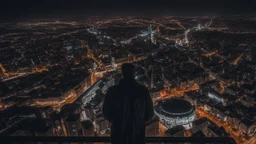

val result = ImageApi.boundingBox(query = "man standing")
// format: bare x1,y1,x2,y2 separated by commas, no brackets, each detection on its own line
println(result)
103,63,154,144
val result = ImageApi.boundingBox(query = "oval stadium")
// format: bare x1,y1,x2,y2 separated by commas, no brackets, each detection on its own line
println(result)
154,98,195,130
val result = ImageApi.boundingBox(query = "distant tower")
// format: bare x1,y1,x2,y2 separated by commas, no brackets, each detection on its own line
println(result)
184,29,191,44
148,25,156,44
111,57,116,68
197,24,201,30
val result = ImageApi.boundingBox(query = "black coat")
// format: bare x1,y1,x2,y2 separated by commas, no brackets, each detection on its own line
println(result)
103,79,154,144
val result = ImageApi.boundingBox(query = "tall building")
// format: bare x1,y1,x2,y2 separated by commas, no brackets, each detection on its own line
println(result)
81,120,94,136
165,125,185,137
64,114,82,136
148,25,156,44
239,119,256,137
95,116,109,134
146,117,159,136
190,118,209,134
84,105,94,121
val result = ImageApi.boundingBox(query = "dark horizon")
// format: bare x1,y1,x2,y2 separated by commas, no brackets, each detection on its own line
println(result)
1,0,256,21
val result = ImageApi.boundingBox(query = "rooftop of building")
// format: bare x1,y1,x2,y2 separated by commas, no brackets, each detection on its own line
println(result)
65,114,80,122
208,124,229,137
193,118,209,126
155,98,194,117
192,130,205,137
165,125,185,136
82,120,94,130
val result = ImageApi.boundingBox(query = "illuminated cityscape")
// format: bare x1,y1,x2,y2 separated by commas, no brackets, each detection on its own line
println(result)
0,16,256,144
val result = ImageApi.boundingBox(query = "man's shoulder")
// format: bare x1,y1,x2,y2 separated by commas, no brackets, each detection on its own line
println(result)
135,82,149,92
108,81,148,92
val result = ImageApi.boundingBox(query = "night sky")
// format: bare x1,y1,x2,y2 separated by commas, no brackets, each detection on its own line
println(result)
1,0,256,20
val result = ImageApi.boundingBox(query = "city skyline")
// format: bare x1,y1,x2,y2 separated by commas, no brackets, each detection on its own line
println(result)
0,15,256,144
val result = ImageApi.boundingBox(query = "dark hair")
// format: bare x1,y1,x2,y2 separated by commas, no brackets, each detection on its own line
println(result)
121,63,135,79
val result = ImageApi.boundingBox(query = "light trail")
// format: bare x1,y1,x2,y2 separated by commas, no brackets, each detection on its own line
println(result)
80,40,104,69
0,63,25,78
202,50,218,57
128,19,186,30
0,63,7,75
232,53,243,65
207,17,214,28
172,20,186,30
31,59,48,73
160,83,199,99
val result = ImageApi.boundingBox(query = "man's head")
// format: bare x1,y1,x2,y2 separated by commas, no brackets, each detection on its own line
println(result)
121,63,135,80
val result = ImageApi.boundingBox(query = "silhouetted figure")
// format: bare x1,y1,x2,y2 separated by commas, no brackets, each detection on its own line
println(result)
103,63,154,144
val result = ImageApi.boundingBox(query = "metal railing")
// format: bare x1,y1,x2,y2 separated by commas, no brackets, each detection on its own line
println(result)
0,136,236,144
